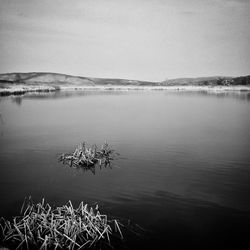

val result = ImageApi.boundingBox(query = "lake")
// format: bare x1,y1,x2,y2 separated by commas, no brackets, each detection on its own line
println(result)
0,90,250,249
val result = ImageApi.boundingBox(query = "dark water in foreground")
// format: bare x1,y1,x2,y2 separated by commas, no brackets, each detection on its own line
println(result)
0,90,250,249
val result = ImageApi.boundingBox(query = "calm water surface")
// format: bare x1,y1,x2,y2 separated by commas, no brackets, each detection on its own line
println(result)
0,90,250,249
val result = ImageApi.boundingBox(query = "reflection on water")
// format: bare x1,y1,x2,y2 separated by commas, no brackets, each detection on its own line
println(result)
11,96,22,106
0,90,250,249
6,89,250,106
10,90,131,104
165,90,250,102
0,112,4,124
60,160,113,175
0,112,4,137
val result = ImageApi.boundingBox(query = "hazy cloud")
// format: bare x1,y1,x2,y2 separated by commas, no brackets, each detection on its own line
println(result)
180,11,197,15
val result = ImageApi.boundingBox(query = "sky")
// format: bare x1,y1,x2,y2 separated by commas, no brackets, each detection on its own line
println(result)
0,0,249,81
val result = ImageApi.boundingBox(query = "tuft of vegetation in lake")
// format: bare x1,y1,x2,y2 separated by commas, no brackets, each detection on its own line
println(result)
59,142,115,170
0,197,123,250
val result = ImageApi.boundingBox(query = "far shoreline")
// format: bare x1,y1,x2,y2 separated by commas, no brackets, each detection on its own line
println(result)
1,84,250,97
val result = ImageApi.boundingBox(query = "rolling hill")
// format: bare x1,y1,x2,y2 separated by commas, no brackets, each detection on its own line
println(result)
0,72,249,96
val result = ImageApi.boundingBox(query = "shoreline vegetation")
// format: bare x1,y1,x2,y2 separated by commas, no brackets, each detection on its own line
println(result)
0,72,250,96
0,197,123,250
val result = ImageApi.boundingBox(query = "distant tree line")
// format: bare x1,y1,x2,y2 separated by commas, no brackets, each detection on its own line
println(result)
198,76,250,86
231,75,250,85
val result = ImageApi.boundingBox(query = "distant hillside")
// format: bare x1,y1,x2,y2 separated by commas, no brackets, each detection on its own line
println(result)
0,72,249,87
0,72,95,86
89,77,158,86
161,76,250,86
0,72,157,86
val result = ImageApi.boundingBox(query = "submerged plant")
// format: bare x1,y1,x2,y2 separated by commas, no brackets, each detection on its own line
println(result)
0,197,123,250
59,142,115,170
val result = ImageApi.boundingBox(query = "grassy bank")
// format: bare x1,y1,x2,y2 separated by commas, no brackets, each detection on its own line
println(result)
0,84,59,96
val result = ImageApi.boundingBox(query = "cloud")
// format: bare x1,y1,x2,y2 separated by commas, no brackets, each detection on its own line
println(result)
227,0,250,3
180,11,197,16
210,0,250,6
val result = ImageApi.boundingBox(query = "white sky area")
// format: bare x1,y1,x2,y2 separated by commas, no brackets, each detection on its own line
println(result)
0,0,249,81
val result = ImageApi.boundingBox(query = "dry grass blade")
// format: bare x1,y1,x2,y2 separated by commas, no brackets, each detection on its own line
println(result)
114,220,124,240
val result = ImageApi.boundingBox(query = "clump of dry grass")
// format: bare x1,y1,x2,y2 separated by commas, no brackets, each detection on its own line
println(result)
59,142,115,168
0,197,123,249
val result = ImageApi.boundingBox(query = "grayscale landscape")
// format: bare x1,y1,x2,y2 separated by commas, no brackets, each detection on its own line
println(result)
0,0,250,250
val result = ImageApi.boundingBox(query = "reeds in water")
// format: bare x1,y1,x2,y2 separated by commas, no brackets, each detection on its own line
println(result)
59,142,115,168
0,197,123,249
